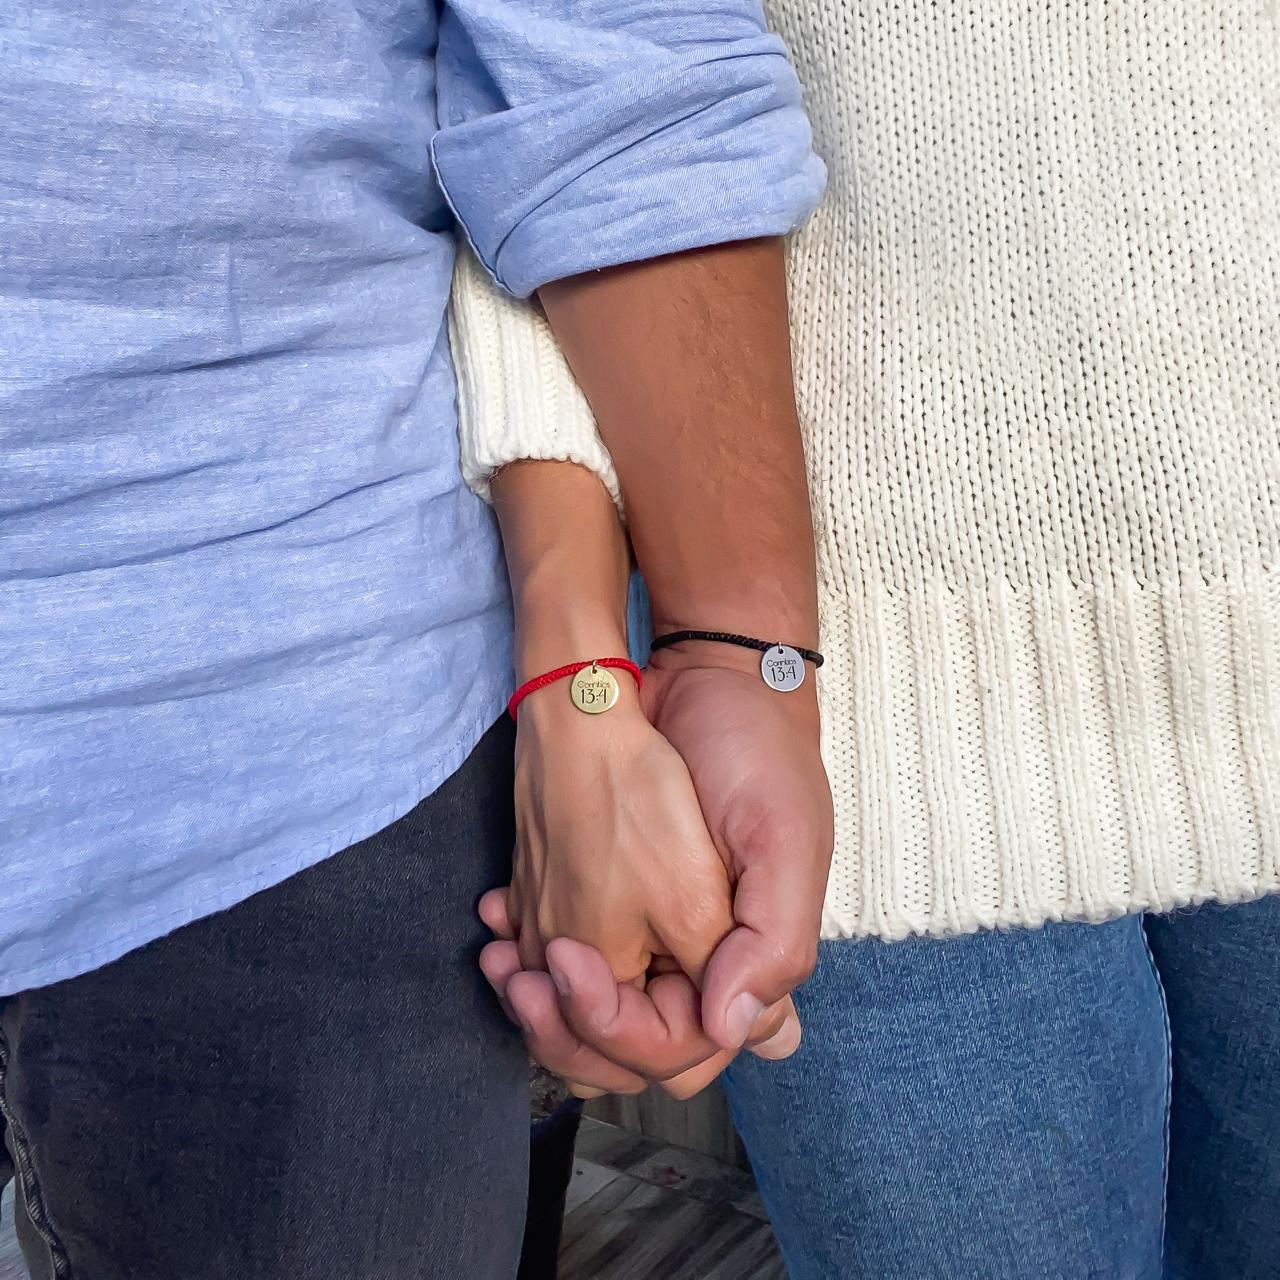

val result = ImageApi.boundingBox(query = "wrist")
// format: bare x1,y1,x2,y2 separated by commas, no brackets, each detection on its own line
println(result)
515,658,646,731
648,617,821,677
650,593,818,660
646,634,821,724
514,611,631,682
638,488,819,655
512,547,631,684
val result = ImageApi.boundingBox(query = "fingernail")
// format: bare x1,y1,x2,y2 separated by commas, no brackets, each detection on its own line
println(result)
725,992,765,1049
752,1013,802,1061
546,954,571,999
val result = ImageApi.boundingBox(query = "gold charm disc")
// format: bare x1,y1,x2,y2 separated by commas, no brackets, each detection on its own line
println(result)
569,662,620,715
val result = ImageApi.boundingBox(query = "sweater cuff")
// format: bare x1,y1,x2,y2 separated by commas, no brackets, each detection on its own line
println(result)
448,246,621,511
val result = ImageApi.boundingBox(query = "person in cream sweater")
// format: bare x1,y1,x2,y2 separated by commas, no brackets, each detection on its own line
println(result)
455,4,1280,1275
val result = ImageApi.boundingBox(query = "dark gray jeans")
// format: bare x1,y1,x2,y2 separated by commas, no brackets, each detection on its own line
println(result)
0,718,527,1279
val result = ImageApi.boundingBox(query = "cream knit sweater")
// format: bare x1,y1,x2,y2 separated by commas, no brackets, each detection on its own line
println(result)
449,1,1280,941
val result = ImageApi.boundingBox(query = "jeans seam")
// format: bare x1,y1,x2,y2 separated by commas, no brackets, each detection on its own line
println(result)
1140,924,1173,1275
0,1024,74,1278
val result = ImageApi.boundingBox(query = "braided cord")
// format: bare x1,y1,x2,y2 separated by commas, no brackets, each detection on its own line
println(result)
649,630,824,668
507,657,643,720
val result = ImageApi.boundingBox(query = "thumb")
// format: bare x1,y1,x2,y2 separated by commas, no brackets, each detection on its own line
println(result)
700,861,821,1052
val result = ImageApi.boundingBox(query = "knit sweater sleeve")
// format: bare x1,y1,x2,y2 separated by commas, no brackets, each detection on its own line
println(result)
448,245,621,510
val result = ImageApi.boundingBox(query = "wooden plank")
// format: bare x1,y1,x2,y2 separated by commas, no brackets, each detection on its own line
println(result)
562,1121,784,1279
703,1221,788,1280
560,1176,709,1280
586,1082,745,1165
625,1143,758,1208
564,1158,622,1214
664,1206,763,1280
576,1118,765,1215
560,1164,656,1253
574,1117,667,1172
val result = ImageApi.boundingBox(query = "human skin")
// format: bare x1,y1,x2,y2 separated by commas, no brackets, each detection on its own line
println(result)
479,239,832,1088
486,459,800,1097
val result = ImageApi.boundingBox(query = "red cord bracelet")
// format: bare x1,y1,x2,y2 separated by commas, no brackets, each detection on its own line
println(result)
508,657,642,720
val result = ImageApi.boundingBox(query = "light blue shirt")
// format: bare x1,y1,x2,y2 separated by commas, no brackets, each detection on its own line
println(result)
0,0,824,994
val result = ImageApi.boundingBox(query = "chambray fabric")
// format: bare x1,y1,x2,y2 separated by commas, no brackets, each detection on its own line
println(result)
724,895,1280,1279
0,0,824,995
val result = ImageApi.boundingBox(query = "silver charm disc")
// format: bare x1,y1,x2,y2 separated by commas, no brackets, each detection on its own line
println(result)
760,644,805,692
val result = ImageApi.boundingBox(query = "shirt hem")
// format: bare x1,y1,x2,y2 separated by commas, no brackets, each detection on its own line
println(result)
4,699,506,996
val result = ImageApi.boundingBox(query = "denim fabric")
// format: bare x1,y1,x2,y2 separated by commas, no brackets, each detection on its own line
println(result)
725,895,1280,1280
0,720,527,1280
0,0,823,996
1147,899,1280,1280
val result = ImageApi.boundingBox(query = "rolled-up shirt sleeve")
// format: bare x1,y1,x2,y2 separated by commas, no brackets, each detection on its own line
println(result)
431,0,826,298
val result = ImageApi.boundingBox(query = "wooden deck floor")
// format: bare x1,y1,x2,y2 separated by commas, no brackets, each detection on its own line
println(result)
562,1118,784,1279
0,1122,783,1279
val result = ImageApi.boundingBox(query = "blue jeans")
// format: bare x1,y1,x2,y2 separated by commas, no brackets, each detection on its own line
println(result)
724,894,1280,1279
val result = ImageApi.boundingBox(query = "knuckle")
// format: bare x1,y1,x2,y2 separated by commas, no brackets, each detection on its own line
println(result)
776,939,818,987
578,1002,623,1041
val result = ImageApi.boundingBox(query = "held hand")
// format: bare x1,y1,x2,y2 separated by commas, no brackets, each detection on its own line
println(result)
505,689,736,986
481,457,813,1097
480,923,800,1099
642,645,834,1053
479,655,820,1096
481,688,790,1095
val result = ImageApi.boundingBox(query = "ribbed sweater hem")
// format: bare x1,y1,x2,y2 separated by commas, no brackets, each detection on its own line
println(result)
817,573,1280,940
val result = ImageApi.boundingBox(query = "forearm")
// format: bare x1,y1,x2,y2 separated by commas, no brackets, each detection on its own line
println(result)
491,460,631,684
538,239,817,650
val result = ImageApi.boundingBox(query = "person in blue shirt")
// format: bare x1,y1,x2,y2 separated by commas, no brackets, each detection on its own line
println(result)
0,2,825,1275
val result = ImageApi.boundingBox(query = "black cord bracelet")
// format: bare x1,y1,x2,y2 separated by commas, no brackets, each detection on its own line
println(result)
649,629,825,667
650,630,824,693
